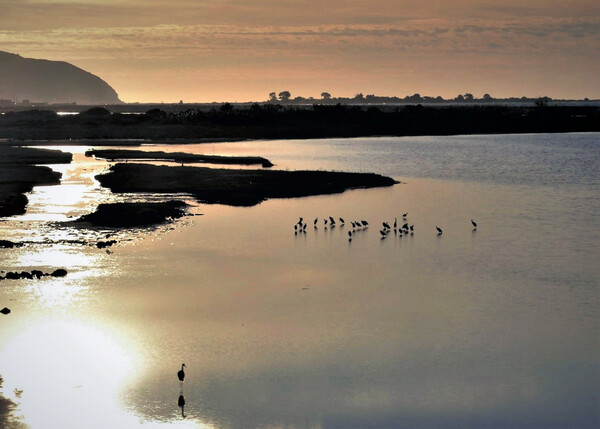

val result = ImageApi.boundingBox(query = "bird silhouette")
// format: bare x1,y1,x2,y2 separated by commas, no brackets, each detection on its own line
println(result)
314,217,318,225
178,363,186,383
0,307,10,315
402,213,408,218
471,219,478,229
339,217,345,224
436,226,443,235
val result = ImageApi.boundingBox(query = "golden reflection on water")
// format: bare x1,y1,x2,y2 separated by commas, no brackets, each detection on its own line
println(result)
0,319,208,428
1,138,597,428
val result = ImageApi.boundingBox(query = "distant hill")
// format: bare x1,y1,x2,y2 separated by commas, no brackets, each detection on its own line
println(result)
0,51,121,105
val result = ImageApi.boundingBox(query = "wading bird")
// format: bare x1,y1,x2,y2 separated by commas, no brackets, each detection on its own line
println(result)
471,219,478,229
178,363,186,383
436,226,443,235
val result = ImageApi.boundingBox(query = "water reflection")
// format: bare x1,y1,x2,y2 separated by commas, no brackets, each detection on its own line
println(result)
0,135,598,428
0,320,137,428
178,393,186,418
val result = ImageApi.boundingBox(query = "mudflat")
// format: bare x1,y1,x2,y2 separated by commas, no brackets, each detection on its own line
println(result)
86,148,274,167
0,147,72,217
96,163,398,206
71,200,189,228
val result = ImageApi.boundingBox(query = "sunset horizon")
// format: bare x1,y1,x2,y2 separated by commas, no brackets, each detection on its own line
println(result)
1,0,598,103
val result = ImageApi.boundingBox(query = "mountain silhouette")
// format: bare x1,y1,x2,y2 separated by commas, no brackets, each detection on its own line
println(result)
0,51,121,105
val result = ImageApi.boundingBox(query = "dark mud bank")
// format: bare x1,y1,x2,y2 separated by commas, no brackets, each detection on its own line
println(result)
0,146,72,217
86,149,274,167
71,200,189,228
96,163,397,206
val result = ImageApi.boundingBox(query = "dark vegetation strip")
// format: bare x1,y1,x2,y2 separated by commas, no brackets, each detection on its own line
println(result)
96,163,398,207
86,149,274,167
0,104,597,141
0,147,72,217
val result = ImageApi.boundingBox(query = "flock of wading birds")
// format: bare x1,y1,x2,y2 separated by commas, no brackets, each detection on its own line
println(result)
293,214,478,241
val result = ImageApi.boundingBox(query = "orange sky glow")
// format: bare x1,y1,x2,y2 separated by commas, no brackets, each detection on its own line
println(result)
1,0,598,102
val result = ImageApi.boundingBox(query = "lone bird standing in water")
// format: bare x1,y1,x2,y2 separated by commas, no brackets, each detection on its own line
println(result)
436,226,443,235
471,219,478,230
178,363,186,383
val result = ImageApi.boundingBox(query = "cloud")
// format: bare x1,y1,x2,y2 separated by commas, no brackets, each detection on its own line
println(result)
1,17,597,61
0,4,597,101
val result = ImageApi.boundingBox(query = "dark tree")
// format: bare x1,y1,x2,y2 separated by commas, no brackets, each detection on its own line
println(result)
321,92,331,100
268,92,277,102
278,91,291,101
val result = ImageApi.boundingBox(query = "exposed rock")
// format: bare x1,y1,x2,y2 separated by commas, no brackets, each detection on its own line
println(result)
51,269,68,277
0,269,67,280
31,270,44,279
0,240,23,249
96,240,117,249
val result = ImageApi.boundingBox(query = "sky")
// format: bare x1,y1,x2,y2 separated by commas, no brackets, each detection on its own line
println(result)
0,0,599,103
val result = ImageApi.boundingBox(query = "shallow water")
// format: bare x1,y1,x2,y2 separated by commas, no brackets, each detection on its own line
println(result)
0,133,598,428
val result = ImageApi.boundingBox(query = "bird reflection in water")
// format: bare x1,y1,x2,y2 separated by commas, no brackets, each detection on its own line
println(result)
178,392,186,418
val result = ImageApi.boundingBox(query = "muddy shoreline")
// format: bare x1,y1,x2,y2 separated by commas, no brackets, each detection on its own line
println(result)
96,163,398,207
86,149,274,167
0,147,72,217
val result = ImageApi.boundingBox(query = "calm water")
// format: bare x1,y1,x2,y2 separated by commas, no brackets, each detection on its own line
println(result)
0,133,598,428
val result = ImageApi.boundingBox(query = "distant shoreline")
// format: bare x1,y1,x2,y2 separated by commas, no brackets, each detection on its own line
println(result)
0,104,598,141
1,100,599,115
